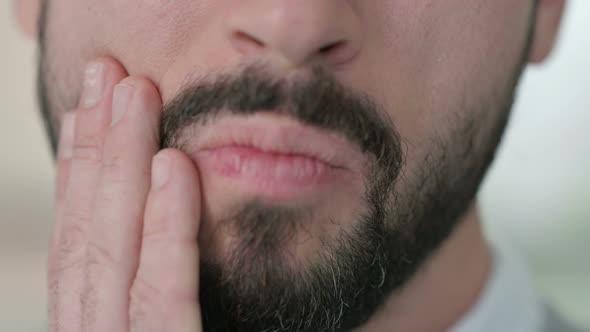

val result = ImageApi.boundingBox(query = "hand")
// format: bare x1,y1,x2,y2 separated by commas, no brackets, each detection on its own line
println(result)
49,58,203,332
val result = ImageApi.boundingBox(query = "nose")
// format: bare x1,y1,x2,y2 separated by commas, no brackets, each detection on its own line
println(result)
226,0,362,68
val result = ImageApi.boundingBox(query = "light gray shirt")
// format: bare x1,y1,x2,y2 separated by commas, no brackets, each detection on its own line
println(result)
449,243,585,332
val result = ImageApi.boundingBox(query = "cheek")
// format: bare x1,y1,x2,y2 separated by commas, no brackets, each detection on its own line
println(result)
45,0,220,111
353,0,531,167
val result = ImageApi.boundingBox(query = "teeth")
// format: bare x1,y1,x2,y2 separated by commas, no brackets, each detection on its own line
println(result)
293,158,306,179
242,158,260,177
304,159,315,177
272,157,315,180
210,147,329,182
290,159,301,179
275,159,292,180
231,154,241,172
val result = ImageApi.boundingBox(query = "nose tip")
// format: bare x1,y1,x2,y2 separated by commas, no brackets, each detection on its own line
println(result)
226,1,361,68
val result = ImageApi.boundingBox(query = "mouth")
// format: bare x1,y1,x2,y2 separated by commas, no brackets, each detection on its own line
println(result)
182,112,368,201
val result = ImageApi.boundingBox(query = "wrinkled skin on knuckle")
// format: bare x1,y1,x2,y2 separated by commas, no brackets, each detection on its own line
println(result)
141,214,177,242
72,135,104,164
129,276,168,328
54,219,89,273
100,154,128,181
85,239,122,272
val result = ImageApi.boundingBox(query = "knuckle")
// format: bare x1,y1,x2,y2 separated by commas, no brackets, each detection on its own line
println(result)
47,278,84,330
142,216,174,241
102,153,125,171
72,135,103,163
130,277,166,322
55,219,88,271
100,154,128,183
47,274,61,303
81,281,99,329
86,240,120,271
140,241,196,298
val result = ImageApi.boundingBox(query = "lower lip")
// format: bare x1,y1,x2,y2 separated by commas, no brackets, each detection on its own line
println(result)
196,146,343,199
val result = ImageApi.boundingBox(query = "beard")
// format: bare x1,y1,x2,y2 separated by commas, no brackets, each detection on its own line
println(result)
155,63,519,332
160,65,404,332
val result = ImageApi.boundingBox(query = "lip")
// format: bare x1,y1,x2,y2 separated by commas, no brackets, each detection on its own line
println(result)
181,113,367,200
188,113,367,172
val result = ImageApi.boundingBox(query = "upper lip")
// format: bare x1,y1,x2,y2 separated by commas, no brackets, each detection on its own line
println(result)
181,112,367,172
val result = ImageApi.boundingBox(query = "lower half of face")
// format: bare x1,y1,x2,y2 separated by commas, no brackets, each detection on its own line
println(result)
40,1,535,331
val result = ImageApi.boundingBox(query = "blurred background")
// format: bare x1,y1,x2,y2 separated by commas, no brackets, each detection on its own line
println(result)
0,1,588,331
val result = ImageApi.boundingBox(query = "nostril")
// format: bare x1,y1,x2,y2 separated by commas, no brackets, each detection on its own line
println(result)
234,31,265,47
231,31,266,55
318,40,357,65
319,41,345,55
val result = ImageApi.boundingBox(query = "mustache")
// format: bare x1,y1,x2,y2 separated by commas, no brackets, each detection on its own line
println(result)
159,64,402,172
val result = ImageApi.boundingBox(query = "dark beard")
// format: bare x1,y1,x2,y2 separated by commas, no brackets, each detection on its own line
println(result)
161,66,416,332
160,65,405,332
156,55,522,331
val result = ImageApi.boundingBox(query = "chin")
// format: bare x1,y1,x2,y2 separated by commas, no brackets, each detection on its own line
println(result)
197,195,367,274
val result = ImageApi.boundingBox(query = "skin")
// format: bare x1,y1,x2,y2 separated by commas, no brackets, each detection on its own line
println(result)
14,0,565,331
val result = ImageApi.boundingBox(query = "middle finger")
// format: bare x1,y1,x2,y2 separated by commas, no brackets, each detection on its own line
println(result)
84,76,162,331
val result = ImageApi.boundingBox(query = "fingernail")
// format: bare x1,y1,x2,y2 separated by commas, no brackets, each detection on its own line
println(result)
152,153,171,190
111,83,134,126
81,62,105,109
58,112,76,160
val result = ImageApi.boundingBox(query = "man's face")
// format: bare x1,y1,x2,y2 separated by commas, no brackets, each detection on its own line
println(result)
38,1,538,331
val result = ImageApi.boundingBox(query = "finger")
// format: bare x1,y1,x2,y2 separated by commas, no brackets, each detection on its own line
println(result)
51,112,76,253
49,112,76,310
48,111,76,329
130,149,202,332
48,58,127,332
84,77,162,332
